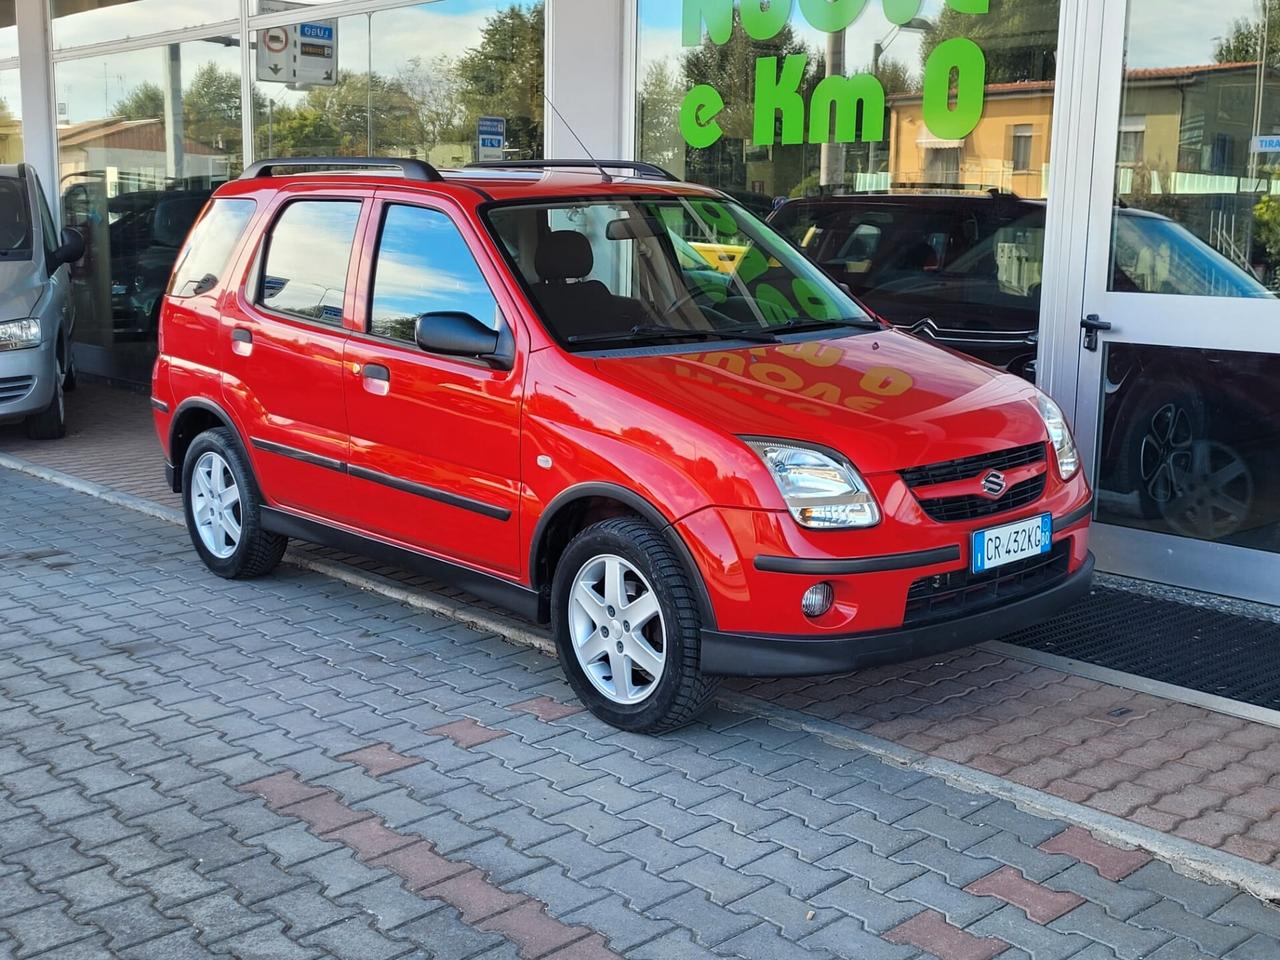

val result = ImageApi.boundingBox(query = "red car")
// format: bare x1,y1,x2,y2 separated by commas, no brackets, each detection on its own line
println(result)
152,157,1094,732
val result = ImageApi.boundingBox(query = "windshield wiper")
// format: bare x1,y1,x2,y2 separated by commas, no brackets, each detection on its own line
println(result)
567,323,779,346
773,317,882,333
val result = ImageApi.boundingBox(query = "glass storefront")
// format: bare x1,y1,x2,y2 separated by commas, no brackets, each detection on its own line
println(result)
638,0,1060,382
41,0,544,384
1085,0,1280,568
0,67,22,165
252,2,543,167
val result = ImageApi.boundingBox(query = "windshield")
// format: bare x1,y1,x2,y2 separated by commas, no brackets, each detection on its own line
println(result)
1112,211,1274,298
0,177,32,260
486,196,873,349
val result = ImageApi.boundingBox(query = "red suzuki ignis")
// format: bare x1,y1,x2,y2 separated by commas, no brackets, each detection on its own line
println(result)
152,157,1094,732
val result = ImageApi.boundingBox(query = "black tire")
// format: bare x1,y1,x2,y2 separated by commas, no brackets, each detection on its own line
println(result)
182,427,287,579
25,354,66,440
1110,377,1208,520
63,355,78,392
551,516,718,733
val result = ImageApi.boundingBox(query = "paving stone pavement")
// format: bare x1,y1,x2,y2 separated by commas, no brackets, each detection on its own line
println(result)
3,472,1280,957
12,384,1280,876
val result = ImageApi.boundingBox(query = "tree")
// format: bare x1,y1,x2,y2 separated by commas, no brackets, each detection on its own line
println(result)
638,58,687,172
398,54,469,148
112,82,165,120
920,0,1059,84
454,2,545,159
183,63,244,157
1215,2,1280,63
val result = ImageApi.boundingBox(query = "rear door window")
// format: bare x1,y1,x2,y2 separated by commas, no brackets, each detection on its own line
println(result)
169,198,255,298
259,200,362,324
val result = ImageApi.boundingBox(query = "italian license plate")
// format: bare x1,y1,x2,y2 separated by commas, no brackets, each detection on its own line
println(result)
971,513,1052,573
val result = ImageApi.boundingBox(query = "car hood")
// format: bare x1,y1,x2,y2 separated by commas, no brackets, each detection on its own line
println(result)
0,260,44,321
591,329,1048,475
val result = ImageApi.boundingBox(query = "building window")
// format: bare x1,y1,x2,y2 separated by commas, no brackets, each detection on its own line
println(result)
50,0,238,51
1118,116,1146,165
1012,124,1034,172
925,147,962,184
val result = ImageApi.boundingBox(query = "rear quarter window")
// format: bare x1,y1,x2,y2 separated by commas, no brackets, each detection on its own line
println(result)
168,198,256,298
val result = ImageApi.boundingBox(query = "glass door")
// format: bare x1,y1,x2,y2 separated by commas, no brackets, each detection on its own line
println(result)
1074,0,1280,603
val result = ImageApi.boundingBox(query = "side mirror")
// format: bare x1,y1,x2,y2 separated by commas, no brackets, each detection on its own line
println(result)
415,311,514,370
53,227,85,266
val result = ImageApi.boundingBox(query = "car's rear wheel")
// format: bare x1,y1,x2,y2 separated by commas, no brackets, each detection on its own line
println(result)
182,428,287,579
25,353,66,440
551,517,718,732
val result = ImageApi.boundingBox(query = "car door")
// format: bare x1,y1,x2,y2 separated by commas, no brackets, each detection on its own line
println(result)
220,192,367,524
342,195,525,578
29,171,71,344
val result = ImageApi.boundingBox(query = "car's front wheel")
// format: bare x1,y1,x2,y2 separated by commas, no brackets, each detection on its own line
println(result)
182,428,287,579
25,353,66,440
551,517,718,733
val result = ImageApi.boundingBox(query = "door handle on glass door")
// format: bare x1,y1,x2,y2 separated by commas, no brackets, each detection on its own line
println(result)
1081,314,1112,352
361,363,391,396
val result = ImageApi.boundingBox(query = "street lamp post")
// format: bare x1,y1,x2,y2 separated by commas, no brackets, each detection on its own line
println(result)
868,18,930,186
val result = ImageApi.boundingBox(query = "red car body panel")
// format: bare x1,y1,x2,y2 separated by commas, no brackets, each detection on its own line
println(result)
153,167,1093,677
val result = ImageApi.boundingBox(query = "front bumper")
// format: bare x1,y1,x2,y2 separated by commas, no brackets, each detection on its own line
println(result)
0,339,56,419
702,552,1094,677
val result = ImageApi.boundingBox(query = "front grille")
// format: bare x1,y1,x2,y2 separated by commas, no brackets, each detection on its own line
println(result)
904,540,1070,627
0,375,34,404
916,474,1047,523
900,443,1046,488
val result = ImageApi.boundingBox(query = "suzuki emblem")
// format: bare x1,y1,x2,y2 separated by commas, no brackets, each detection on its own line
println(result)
981,470,1008,497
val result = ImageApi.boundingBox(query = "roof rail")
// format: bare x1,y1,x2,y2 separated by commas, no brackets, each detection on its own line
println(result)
239,157,443,182
464,159,681,182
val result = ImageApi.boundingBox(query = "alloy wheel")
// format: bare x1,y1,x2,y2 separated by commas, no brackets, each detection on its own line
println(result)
568,554,666,705
192,451,243,559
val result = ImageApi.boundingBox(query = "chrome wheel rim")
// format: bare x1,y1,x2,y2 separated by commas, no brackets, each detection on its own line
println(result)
568,554,666,705
191,451,242,559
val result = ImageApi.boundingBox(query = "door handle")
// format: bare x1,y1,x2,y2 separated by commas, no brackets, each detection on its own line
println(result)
1081,314,1112,352
360,363,391,396
231,327,254,357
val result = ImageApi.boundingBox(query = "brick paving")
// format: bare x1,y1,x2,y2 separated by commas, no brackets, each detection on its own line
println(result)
3,463,1280,956
11,384,1280,877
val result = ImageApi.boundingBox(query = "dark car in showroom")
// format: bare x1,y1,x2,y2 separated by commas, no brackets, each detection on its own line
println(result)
109,188,211,339
769,190,1278,552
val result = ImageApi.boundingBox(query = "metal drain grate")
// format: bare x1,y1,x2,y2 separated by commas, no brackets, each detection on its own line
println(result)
1007,586,1280,710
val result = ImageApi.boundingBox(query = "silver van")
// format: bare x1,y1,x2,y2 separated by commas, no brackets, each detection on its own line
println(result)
0,163,84,439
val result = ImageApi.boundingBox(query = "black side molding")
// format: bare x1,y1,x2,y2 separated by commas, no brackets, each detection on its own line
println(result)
260,507,540,621
251,438,347,475
348,466,511,521
1053,498,1095,533
755,545,961,576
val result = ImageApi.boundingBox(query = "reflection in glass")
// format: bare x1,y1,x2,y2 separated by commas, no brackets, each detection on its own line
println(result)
51,0,238,50
260,201,361,325
253,1,544,166
1111,0,1280,294
0,68,23,164
1097,344,1280,553
55,37,242,382
637,0,1060,379
372,205,500,343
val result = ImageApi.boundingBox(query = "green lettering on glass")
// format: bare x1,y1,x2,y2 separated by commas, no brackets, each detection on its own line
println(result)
754,55,809,146
689,200,738,237
741,0,794,40
922,37,986,140
883,0,923,25
797,0,868,33
735,246,771,285
792,278,839,320
681,0,732,45
755,284,800,323
808,74,884,144
680,84,726,148
945,0,989,12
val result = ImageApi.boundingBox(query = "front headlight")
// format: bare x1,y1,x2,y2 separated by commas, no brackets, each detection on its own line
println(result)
744,438,880,529
1035,390,1080,479
0,318,41,352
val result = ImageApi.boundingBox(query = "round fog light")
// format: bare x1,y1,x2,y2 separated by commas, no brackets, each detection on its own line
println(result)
801,582,835,618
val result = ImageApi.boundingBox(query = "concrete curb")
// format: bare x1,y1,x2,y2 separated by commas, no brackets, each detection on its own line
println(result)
6,450,1280,902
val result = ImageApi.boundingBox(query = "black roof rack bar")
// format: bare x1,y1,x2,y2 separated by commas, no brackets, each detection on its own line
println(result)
239,157,443,182
464,159,681,182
